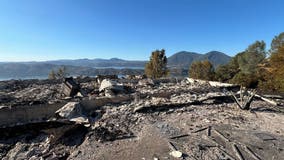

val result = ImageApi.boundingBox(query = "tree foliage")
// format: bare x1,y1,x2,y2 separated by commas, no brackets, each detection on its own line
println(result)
260,45,284,91
145,49,169,78
238,40,266,74
212,32,284,91
48,66,68,80
189,60,215,81
270,32,284,55
215,54,240,82
215,41,266,88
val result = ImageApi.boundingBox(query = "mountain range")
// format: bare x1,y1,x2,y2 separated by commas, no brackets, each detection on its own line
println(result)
0,51,231,80
45,58,146,68
168,51,231,68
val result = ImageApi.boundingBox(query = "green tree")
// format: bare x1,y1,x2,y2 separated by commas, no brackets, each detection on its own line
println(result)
270,32,284,55
238,40,266,75
215,41,266,88
228,41,267,88
189,60,215,81
145,49,169,78
231,72,260,88
215,54,241,82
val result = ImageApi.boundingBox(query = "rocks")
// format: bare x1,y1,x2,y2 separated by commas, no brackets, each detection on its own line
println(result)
56,102,89,125
99,79,126,97
95,75,118,84
138,78,155,86
169,150,183,158
99,79,118,92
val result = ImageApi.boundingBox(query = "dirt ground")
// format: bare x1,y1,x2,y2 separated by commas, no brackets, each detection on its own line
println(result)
67,100,284,160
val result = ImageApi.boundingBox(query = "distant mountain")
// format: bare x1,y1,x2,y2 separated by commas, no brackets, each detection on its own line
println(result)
197,51,232,66
0,52,231,80
167,51,201,67
0,63,144,80
168,51,231,68
46,58,147,67
0,58,147,80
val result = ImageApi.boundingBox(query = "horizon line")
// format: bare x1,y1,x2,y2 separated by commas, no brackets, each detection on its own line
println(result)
0,50,230,63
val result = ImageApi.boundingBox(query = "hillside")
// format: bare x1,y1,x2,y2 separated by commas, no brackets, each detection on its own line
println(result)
167,51,201,67
168,51,231,68
0,51,231,80
0,63,60,79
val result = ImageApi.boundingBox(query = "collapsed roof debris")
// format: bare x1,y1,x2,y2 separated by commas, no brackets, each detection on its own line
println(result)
56,102,90,126
0,76,283,159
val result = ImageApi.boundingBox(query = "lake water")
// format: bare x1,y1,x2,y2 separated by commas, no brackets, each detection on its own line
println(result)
93,66,144,69
0,66,144,81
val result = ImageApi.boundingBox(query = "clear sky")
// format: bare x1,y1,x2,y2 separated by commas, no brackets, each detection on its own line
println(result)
0,0,283,61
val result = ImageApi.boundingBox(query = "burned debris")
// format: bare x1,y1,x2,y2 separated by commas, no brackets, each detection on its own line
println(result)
55,102,90,126
62,77,81,97
0,76,283,159
231,88,256,110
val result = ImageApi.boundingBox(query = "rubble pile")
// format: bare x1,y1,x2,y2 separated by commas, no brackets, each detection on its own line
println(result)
0,76,283,159
0,80,63,107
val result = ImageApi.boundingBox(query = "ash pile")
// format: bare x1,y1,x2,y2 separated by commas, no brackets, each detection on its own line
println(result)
0,76,283,160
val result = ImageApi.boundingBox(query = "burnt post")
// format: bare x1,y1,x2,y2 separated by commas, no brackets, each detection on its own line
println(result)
62,77,80,97
231,87,256,110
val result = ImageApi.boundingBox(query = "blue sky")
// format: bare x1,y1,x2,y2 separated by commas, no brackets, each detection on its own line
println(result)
0,0,283,61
